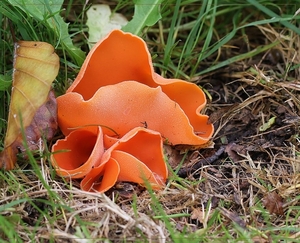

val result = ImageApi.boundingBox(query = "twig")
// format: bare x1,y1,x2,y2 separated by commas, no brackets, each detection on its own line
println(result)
8,18,17,43
177,146,225,177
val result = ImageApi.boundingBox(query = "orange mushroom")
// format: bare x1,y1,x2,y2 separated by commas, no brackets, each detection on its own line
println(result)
51,127,167,192
58,81,211,145
51,29,214,193
58,30,214,144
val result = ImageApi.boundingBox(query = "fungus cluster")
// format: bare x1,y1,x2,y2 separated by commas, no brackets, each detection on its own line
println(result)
51,30,213,192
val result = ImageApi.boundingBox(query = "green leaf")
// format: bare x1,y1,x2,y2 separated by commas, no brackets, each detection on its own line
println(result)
122,0,163,35
7,0,85,65
259,116,276,132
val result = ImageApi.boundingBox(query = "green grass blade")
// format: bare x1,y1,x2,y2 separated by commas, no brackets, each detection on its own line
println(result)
247,0,300,35
162,0,181,72
197,40,279,75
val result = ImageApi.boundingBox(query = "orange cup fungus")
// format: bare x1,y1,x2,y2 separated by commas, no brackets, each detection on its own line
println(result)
51,30,214,193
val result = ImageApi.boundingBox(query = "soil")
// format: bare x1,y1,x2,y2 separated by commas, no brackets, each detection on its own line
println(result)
108,44,300,238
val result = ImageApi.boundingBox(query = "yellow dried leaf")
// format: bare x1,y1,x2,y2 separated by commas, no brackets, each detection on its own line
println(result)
0,41,59,170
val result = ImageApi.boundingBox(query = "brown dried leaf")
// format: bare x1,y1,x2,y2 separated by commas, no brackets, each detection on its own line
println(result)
164,144,186,170
0,41,59,170
225,142,244,162
0,90,57,169
191,208,211,224
262,191,284,215
17,90,58,153
219,207,247,229
252,235,269,243
191,208,205,224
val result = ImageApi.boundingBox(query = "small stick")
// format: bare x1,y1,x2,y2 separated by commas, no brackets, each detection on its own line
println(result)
8,19,17,43
177,146,225,177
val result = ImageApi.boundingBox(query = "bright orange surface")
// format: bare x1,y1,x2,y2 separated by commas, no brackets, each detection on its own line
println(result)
51,30,214,193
